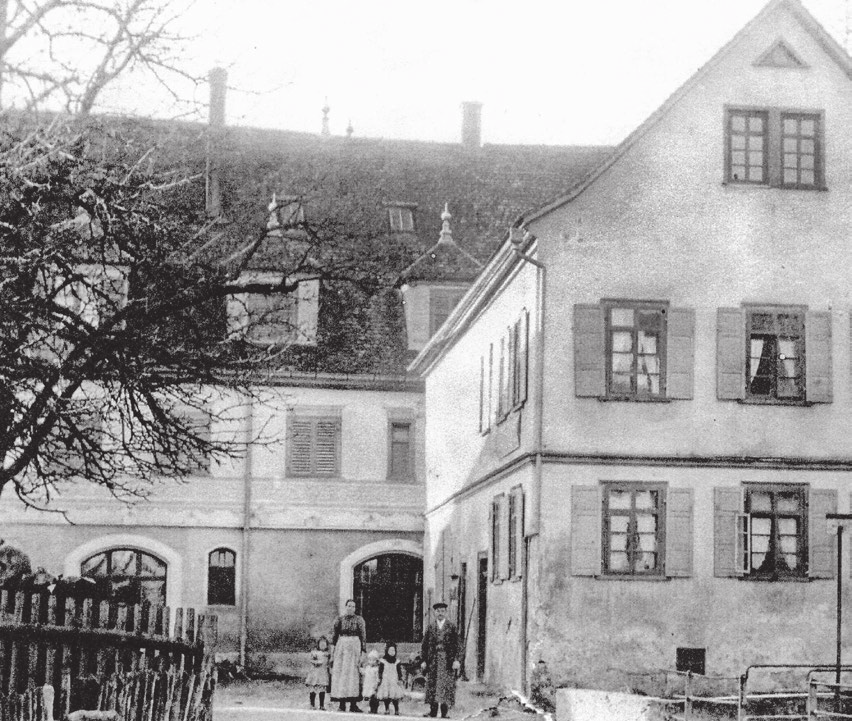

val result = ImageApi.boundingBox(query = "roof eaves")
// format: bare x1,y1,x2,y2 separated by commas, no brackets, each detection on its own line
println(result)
518,0,847,227
409,232,530,377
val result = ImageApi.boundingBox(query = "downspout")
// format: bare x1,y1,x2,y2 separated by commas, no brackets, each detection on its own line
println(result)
510,225,546,693
238,396,254,667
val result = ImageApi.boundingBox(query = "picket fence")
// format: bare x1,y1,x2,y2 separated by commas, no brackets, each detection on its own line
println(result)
0,589,217,720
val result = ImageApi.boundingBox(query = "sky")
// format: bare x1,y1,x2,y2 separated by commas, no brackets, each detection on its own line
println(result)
98,0,850,147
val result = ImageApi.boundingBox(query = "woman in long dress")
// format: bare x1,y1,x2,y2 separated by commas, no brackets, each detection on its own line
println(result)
331,599,367,712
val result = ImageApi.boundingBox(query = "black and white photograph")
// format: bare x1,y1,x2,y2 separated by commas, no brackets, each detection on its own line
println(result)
0,1,851,719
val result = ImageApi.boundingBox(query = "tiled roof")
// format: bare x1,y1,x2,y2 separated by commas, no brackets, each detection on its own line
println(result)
67,115,614,376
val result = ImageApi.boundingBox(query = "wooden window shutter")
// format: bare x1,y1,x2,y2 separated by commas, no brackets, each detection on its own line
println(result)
570,485,602,576
314,419,340,476
805,311,832,403
479,355,486,433
518,309,529,404
287,417,314,476
500,493,510,580
808,488,837,579
513,487,525,579
714,486,743,577
665,487,694,577
717,308,746,400
573,304,605,397
666,308,695,400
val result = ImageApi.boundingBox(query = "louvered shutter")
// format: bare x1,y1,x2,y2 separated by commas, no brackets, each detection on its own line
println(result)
288,417,314,476
717,308,746,400
666,308,695,400
571,485,602,576
808,488,837,578
515,487,526,578
665,488,694,577
518,309,529,404
714,487,743,577
805,311,832,403
500,492,511,580
296,279,320,345
315,419,340,476
479,355,487,433
574,305,605,397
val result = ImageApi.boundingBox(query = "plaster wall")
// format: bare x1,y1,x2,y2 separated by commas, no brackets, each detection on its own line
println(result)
526,6,852,459
533,462,851,689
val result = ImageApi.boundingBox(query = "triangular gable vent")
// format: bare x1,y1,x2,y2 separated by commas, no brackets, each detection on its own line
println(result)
754,39,808,69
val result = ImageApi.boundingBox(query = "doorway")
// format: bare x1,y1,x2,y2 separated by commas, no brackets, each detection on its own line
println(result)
477,553,488,679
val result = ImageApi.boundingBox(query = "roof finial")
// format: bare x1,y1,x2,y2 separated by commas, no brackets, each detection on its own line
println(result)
438,203,454,244
321,100,330,136
267,192,280,231
346,119,354,138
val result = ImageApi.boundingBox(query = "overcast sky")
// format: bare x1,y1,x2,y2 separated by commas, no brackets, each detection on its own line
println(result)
100,0,849,147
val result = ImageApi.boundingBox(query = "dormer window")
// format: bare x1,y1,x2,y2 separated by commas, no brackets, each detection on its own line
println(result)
268,195,305,232
387,204,415,232
227,272,320,346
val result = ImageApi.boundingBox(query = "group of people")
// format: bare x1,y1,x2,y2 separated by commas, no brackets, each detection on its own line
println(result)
306,599,460,718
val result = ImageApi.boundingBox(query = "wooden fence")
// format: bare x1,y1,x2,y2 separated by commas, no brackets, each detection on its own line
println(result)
0,589,217,720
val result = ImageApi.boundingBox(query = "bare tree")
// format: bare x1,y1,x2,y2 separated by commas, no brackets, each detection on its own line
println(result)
0,0,197,115
0,119,405,509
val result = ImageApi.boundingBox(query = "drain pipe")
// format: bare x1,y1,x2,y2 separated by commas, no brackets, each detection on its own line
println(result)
509,224,546,692
238,396,254,667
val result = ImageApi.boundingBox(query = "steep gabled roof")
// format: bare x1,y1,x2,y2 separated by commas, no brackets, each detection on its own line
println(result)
517,0,852,226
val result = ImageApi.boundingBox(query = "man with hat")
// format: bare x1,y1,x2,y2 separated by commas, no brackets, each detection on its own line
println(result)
420,601,460,718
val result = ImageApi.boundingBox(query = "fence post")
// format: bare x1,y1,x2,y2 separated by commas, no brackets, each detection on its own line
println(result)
684,671,692,721
807,678,817,719
738,674,747,721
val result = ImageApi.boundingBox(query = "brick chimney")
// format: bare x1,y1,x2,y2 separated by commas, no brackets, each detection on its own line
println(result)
461,101,482,149
206,67,227,217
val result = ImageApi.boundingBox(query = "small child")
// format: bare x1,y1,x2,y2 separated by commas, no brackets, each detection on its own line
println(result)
376,642,404,715
530,659,555,712
361,649,381,713
305,636,331,710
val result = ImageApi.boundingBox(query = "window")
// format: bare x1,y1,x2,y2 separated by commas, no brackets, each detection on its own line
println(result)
388,205,415,232
227,274,320,346
726,110,768,184
388,421,414,480
602,483,666,576
606,302,667,399
741,484,806,579
725,107,824,189
245,292,297,345
354,554,423,642
287,414,341,477
45,263,129,330
782,113,820,188
490,495,503,582
207,548,236,606
176,408,212,474
746,308,804,401
268,195,305,231
508,486,524,580
81,548,167,605
480,309,529,432
429,288,466,338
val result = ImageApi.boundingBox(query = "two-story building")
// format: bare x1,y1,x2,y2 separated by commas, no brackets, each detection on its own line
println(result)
0,87,610,671
412,0,852,692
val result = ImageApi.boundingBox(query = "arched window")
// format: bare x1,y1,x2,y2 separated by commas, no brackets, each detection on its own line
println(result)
81,548,167,605
354,554,422,643
207,548,236,606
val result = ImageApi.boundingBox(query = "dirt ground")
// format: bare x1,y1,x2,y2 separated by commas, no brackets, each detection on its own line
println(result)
215,677,523,719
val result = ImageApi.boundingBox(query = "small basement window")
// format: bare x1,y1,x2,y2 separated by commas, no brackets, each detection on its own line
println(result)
676,647,706,675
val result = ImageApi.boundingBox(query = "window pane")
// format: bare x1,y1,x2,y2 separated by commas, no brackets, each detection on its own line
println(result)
801,154,814,170
732,135,746,150
635,491,657,510
111,550,136,577
637,332,657,355
611,373,632,393
635,552,657,572
611,309,634,326
609,552,629,571
140,552,166,578
636,515,657,533
784,169,798,184
801,170,814,185
612,352,632,373
638,354,659,375
752,534,770,554
749,116,764,132
779,534,798,553
637,533,657,552
609,533,628,551
610,515,629,532
749,151,763,168
801,119,815,136
750,494,772,513
802,139,814,154
732,115,746,132
777,495,801,514
81,554,108,577
612,332,632,353
779,358,797,379
750,166,764,182
140,579,166,606
777,378,799,398
783,118,797,134
732,151,746,166
731,165,746,180
783,138,798,152
609,490,631,509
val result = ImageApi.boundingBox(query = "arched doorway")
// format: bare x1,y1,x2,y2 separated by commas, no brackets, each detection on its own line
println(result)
80,548,167,605
353,554,422,642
